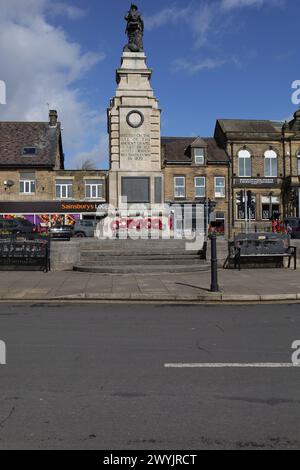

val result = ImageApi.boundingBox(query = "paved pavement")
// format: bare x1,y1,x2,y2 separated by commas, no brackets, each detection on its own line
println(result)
0,268,299,302
0,303,300,450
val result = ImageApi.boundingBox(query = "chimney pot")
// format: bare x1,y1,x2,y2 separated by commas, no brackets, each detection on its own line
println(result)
49,109,58,127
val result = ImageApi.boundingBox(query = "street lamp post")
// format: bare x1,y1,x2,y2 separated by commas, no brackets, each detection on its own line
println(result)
210,231,219,292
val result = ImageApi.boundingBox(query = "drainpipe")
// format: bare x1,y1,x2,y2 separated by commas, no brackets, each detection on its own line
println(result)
230,142,235,234
282,126,286,219
227,162,231,240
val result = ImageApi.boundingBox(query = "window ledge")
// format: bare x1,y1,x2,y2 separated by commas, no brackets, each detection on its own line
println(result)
84,198,106,202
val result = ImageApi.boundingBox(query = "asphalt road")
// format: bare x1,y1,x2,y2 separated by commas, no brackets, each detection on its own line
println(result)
0,302,300,450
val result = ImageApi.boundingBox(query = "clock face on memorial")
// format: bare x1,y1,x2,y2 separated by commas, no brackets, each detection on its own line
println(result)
126,110,144,128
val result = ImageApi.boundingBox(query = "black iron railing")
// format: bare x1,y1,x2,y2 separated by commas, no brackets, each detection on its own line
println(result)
0,233,51,272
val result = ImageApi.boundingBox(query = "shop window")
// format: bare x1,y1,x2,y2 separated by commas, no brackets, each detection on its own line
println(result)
85,180,104,199
56,179,73,199
174,176,185,198
20,172,35,194
215,177,225,198
238,149,251,177
264,150,277,177
210,212,225,235
195,177,205,198
261,196,280,220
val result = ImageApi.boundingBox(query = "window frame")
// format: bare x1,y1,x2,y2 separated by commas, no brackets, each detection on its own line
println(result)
55,181,73,199
214,177,225,198
261,195,280,220
174,176,186,199
194,176,206,198
264,150,278,178
85,180,104,199
194,148,205,166
20,174,36,195
22,147,37,156
238,149,252,177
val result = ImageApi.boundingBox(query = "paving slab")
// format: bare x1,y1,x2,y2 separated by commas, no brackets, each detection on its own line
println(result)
0,268,298,302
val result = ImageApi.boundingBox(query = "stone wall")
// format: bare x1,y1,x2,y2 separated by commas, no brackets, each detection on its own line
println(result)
0,170,107,202
164,165,229,236
50,240,81,271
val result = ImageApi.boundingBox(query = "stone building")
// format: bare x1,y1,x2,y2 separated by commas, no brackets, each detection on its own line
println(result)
214,112,300,237
162,136,230,236
0,111,107,225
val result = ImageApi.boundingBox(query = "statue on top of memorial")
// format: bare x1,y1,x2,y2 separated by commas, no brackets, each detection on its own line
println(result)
124,4,144,53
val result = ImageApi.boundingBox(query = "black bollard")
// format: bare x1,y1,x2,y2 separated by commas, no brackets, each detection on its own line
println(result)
210,232,219,292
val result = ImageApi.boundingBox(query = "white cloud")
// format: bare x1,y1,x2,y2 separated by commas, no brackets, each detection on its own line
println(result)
221,0,283,9
146,1,284,48
145,3,214,48
71,133,109,170
47,2,86,19
172,57,234,74
189,3,215,48
145,6,190,31
0,0,106,168
222,0,263,8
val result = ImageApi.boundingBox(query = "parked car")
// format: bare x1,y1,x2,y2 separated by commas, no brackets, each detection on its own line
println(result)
72,220,97,238
0,218,36,235
50,224,73,241
285,218,300,239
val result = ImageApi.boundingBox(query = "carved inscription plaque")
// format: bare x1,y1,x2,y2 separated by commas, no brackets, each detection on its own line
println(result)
120,134,151,162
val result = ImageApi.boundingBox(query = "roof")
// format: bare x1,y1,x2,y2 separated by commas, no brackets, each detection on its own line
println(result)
161,136,229,163
217,119,282,134
0,121,63,168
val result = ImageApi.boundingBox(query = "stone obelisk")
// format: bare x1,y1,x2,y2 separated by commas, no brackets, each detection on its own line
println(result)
108,5,163,209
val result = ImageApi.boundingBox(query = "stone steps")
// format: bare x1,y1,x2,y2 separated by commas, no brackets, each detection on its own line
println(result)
73,264,209,274
80,251,201,258
73,238,207,274
78,239,195,247
79,258,202,266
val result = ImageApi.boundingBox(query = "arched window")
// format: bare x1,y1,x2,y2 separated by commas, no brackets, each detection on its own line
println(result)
297,151,300,176
238,150,251,177
264,150,277,177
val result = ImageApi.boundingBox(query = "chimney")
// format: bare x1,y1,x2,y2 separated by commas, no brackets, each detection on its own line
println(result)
49,109,58,127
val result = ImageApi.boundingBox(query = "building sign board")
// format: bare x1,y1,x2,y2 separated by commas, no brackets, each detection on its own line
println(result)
234,178,280,187
0,201,107,214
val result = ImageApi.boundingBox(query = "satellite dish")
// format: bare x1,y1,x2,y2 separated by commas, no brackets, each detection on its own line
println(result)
5,180,14,188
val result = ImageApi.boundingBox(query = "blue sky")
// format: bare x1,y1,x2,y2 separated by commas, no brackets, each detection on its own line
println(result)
0,0,299,169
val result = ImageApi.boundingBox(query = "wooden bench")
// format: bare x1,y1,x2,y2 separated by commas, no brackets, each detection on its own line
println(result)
224,233,297,270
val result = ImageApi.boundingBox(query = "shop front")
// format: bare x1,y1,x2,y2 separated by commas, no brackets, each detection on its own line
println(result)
0,201,108,229
233,177,282,231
